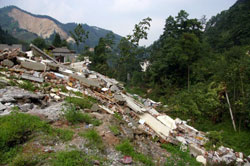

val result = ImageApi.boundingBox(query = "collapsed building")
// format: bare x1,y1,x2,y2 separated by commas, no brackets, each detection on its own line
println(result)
0,44,250,166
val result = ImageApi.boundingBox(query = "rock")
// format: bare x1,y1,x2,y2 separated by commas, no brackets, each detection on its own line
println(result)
91,104,100,112
114,94,125,105
110,85,119,92
196,155,206,165
2,59,14,68
28,102,65,121
0,102,6,111
19,103,34,112
189,143,205,157
93,160,100,165
120,156,132,164
21,61,47,71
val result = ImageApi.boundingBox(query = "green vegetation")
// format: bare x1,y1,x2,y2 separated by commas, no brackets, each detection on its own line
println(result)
0,113,75,164
0,113,50,164
54,128,74,142
109,125,120,135
161,144,201,166
79,129,104,150
116,140,154,166
65,96,93,109
18,80,37,92
63,105,101,126
50,150,92,166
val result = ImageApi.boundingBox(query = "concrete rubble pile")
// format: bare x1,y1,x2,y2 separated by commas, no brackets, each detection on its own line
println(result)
1,45,250,166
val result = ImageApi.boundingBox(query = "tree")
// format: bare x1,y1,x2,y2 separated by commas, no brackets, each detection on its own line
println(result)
70,24,89,47
31,37,47,50
127,17,152,46
52,33,62,47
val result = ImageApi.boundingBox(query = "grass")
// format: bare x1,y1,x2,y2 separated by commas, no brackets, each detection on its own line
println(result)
0,112,75,164
63,105,101,126
161,143,201,166
10,153,48,166
0,112,50,164
65,96,93,109
109,125,120,135
54,128,74,142
18,80,37,92
50,150,92,166
192,119,250,155
79,129,104,150
113,112,122,121
116,140,154,166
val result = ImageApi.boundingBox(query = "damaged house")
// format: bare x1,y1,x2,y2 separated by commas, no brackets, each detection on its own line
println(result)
51,47,76,63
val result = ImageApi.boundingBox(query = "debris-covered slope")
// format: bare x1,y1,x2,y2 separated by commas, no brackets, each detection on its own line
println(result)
0,46,250,166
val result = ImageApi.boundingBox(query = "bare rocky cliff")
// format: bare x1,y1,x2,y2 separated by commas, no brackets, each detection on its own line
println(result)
8,8,69,39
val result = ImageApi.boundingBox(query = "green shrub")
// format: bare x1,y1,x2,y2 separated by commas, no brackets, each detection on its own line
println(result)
65,96,92,109
79,129,104,150
116,140,154,166
161,143,201,166
51,150,92,166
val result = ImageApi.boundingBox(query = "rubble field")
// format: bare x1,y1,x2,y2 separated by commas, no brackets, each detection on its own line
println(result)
1,46,250,166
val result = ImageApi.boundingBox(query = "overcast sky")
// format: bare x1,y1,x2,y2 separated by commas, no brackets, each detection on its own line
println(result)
0,0,237,46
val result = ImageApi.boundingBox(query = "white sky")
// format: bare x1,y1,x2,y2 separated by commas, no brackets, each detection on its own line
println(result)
0,0,237,46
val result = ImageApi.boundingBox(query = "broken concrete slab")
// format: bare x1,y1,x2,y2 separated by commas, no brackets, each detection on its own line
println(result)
21,73,44,83
98,105,114,114
139,113,171,139
21,61,47,71
157,115,177,130
47,63,59,71
30,44,59,64
71,74,101,89
110,85,119,92
2,59,14,68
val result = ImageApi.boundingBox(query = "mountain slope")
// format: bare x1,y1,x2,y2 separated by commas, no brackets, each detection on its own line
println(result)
0,6,122,48
204,0,250,51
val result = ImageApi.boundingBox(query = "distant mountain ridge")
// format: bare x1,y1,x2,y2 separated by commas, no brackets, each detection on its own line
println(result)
0,5,122,49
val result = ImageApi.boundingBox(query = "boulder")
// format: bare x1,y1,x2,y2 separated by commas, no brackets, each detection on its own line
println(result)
2,59,14,68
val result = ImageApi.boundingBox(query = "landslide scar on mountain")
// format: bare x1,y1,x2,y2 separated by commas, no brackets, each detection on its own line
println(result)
8,8,68,39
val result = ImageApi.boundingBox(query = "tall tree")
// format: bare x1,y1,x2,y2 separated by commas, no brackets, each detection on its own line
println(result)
52,33,62,47
70,24,89,47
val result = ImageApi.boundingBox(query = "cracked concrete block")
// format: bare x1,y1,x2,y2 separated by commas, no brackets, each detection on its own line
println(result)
21,61,48,71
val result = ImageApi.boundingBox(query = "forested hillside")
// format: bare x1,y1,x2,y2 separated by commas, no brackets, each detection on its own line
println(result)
88,0,250,155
